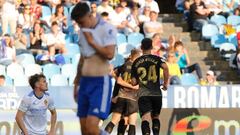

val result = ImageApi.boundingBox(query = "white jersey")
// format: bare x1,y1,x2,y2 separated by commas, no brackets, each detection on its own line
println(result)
78,16,117,57
18,91,55,135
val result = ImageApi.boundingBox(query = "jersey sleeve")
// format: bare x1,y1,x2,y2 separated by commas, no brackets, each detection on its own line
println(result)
18,96,30,112
103,25,117,46
48,96,55,110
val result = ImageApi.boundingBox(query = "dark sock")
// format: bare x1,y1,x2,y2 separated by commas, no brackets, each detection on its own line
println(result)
128,125,136,135
141,121,150,135
105,121,115,134
152,119,160,135
117,119,127,135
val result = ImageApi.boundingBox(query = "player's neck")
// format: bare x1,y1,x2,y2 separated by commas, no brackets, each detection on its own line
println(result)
143,50,151,55
34,90,44,99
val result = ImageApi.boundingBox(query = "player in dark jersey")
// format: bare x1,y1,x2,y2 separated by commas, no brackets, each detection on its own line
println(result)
131,38,169,135
105,49,141,135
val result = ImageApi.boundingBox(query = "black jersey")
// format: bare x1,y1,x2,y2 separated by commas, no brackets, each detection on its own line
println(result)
117,61,138,100
131,54,166,97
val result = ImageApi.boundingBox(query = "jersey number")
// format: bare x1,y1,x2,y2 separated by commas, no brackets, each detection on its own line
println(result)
137,65,157,85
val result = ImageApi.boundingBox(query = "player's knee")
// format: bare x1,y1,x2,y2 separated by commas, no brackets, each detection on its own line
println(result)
141,121,150,135
128,125,136,135
152,118,160,135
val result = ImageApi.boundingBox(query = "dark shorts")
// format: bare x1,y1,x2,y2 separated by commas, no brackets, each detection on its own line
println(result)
112,97,138,116
138,96,162,117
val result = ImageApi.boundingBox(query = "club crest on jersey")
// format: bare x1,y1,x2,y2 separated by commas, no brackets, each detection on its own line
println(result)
44,99,48,106
108,29,112,35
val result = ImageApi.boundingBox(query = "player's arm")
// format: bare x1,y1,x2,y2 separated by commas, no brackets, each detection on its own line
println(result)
48,109,57,135
15,110,28,135
117,76,139,90
73,55,84,102
161,62,169,90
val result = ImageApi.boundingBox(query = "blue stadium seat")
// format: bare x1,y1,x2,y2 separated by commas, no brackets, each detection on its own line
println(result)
228,34,238,47
5,75,13,86
7,63,24,79
13,75,29,86
180,73,199,85
210,34,228,48
24,64,42,77
227,15,240,26
110,54,125,67
202,24,219,40
61,64,77,78
42,64,61,80
50,74,68,86
210,15,226,26
17,53,35,67
219,43,237,59
66,43,80,55
71,53,80,65
117,43,136,57
0,65,6,76
117,33,127,45
127,33,144,47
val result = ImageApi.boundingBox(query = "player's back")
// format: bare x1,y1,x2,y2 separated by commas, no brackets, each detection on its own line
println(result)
131,54,165,97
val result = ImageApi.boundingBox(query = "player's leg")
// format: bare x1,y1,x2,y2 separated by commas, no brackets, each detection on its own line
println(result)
77,77,89,135
151,96,162,135
80,118,87,135
105,112,122,133
138,96,152,135
87,75,112,135
105,97,125,134
117,116,128,135
127,99,139,135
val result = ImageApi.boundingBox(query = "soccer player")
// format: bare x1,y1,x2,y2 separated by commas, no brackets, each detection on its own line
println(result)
71,2,117,135
105,49,141,135
15,74,57,135
131,38,169,135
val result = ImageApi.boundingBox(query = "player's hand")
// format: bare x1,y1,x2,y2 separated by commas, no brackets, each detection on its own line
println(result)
160,84,167,91
132,85,139,90
73,84,79,103
82,31,95,46
48,130,55,135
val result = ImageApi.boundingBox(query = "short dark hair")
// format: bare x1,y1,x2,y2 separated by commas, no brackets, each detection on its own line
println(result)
174,40,184,49
51,21,58,26
0,75,5,79
141,38,153,51
29,74,45,89
71,2,90,21
101,12,109,17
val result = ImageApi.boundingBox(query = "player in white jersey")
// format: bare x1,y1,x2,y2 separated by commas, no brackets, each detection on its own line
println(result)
15,74,57,135
71,2,117,135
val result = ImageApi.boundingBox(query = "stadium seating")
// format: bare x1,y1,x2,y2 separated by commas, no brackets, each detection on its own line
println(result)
117,33,127,45
219,43,237,59
5,75,13,86
210,15,227,26
61,64,77,77
7,63,24,79
202,24,219,40
24,64,42,77
117,43,136,57
0,65,6,76
210,34,228,48
227,15,240,26
50,74,68,86
127,33,144,47
42,64,61,80
228,34,238,47
180,73,199,85
13,75,29,86
17,53,35,67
